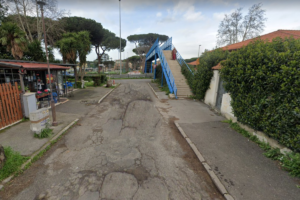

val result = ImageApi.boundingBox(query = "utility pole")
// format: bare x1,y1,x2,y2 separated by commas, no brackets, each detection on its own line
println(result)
198,45,201,57
119,0,122,75
37,0,58,126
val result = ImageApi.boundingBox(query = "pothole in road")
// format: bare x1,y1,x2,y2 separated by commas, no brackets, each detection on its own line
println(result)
80,99,97,106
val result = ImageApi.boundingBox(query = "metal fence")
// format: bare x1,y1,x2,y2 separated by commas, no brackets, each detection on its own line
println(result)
107,73,154,79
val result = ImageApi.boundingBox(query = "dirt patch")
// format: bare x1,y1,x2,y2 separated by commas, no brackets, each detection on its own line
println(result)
160,99,168,103
159,107,171,114
168,116,225,200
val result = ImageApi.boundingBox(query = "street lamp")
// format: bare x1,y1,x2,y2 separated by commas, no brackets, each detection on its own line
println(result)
37,0,58,126
119,0,122,75
198,45,201,57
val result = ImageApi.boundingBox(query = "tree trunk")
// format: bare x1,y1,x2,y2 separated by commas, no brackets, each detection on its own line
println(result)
0,145,5,170
22,0,33,42
36,1,42,41
14,0,29,41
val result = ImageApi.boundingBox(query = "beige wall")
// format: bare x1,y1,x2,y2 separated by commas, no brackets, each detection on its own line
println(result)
204,69,236,121
204,70,220,107
220,93,237,122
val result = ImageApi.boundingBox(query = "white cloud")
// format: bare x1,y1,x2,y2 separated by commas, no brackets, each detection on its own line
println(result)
156,12,162,17
184,6,204,21
213,9,235,21
160,1,203,23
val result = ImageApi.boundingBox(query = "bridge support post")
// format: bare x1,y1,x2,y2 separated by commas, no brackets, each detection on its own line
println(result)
161,69,163,87
154,53,157,80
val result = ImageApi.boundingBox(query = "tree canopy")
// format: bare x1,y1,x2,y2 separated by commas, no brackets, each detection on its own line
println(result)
127,33,169,71
61,16,104,46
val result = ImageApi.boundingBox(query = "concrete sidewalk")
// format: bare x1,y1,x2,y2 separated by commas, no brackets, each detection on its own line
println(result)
0,86,112,157
156,98,300,200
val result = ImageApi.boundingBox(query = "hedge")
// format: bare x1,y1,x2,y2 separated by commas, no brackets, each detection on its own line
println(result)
220,37,300,152
91,75,107,86
181,49,229,100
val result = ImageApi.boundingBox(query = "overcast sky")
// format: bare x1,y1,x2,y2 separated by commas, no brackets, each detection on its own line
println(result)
54,0,300,61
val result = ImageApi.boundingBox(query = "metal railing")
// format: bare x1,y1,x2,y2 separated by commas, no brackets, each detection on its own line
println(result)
146,38,159,61
155,46,177,98
160,37,172,51
172,44,194,75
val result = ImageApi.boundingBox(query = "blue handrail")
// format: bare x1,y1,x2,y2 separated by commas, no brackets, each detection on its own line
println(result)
146,38,159,58
155,46,177,98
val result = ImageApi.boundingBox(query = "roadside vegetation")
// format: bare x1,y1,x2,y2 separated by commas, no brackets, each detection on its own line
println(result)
224,120,300,179
0,147,29,182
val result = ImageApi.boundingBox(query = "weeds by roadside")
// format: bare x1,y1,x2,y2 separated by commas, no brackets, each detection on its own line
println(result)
224,120,300,180
153,79,170,95
34,127,53,139
0,147,29,182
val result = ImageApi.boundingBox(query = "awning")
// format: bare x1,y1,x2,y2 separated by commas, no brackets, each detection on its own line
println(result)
0,61,70,70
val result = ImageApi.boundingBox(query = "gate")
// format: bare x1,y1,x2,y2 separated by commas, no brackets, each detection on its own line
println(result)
216,79,226,110
0,82,23,129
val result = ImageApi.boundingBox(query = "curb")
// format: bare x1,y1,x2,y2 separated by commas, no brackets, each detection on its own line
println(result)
0,119,22,131
148,83,159,99
98,84,121,104
174,122,235,200
0,118,79,186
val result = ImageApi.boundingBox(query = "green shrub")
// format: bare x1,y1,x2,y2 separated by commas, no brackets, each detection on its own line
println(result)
221,37,300,152
181,49,229,100
91,75,107,86
154,64,169,93
34,127,53,139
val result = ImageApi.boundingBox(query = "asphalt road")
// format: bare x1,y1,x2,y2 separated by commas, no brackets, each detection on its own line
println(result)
0,80,223,200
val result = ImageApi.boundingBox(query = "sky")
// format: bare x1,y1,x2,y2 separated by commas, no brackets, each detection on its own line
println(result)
53,0,300,61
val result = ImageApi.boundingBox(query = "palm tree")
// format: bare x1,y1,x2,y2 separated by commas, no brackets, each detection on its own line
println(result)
0,22,28,60
56,31,91,87
55,32,78,64
77,31,91,88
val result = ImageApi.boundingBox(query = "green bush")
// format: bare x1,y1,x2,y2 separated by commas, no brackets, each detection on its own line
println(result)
75,81,82,88
181,49,229,100
91,75,107,86
154,64,168,92
221,37,300,152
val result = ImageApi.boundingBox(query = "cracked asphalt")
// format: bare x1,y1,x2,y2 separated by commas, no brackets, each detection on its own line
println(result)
0,80,224,200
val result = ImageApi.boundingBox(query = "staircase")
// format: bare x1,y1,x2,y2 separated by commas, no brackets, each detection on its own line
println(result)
145,37,194,99
163,50,193,98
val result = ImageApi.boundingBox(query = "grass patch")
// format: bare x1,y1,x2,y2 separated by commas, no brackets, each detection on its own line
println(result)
34,127,53,139
17,121,78,178
153,79,170,95
85,81,94,87
0,147,29,182
224,120,300,179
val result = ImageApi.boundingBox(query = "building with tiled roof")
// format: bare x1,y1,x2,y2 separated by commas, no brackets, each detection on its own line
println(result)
221,29,300,51
188,58,200,66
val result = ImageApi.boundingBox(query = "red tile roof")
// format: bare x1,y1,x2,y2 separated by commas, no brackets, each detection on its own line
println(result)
188,58,200,66
221,30,300,51
212,62,223,70
0,61,70,70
